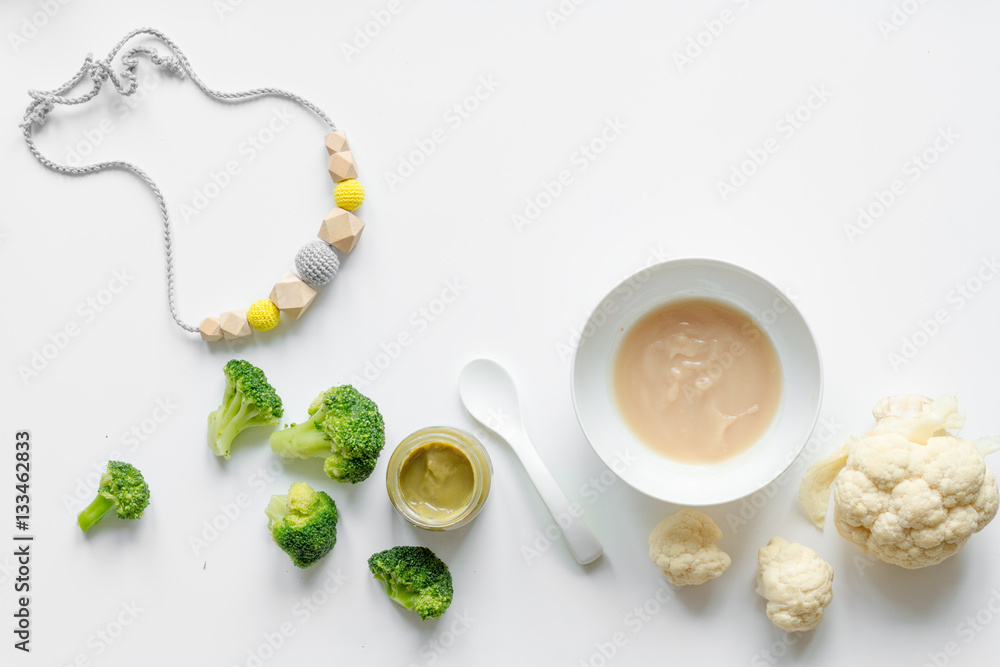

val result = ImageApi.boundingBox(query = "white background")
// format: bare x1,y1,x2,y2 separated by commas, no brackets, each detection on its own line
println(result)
2,1,1000,666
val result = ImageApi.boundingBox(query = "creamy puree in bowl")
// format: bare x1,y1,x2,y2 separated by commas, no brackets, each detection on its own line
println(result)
613,298,782,464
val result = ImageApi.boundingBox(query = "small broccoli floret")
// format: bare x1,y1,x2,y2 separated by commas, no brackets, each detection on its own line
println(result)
269,385,385,483
77,461,150,532
265,482,338,568
208,359,283,459
368,546,454,620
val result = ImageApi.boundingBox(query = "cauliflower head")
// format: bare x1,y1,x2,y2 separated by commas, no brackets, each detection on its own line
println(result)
648,509,731,586
800,395,999,569
756,537,833,632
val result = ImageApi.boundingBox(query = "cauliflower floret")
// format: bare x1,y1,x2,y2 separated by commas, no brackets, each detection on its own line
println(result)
834,430,998,568
800,395,999,569
755,537,833,632
648,509,731,586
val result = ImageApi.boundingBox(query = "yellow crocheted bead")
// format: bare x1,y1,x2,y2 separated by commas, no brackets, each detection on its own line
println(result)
247,299,280,331
334,179,365,211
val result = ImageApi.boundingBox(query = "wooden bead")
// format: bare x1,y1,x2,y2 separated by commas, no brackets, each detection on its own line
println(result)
199,316,223,342
325,131,350,155
269,271,317,320
318,207,365,254
220,309,252,340
328,151,358,182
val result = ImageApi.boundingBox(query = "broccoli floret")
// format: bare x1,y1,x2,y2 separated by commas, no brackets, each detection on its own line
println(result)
265,482,338,568
208,359,283,459
77,461,150,532
269,385,385,483
367,546,454,620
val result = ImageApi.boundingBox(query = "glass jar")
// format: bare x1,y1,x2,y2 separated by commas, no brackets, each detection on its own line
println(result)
386,426,492,531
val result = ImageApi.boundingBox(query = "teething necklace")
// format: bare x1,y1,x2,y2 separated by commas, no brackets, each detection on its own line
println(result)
19,27,368,343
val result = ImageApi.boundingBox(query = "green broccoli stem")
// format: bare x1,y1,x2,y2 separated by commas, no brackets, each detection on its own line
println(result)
78,494,115,532
264,495,288,525
211,400,261,458
212,390,246,438
270,421,331,459
207,395,236,456
378,575,419,609
209,390,240,432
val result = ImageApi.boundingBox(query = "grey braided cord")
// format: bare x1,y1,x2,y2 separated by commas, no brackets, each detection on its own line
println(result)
19,27,336,334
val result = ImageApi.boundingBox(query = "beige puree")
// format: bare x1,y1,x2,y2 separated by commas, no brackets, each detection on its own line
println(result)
613,298,782,464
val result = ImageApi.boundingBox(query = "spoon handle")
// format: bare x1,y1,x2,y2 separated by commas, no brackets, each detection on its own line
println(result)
508,430,604,565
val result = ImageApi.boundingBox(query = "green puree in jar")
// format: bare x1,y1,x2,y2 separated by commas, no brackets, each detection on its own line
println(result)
398,441,475,521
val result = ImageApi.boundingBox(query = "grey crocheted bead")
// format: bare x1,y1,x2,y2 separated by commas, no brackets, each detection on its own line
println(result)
295,240,340,286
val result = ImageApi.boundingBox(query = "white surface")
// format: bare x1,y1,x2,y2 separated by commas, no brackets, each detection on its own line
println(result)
572,258,823,505
2,2,999,666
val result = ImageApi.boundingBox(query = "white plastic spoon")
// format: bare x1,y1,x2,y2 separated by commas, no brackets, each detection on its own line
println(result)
459,358,603,565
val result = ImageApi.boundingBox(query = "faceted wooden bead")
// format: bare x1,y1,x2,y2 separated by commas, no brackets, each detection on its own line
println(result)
318,207,365,254
220,309,252,340
269,271,317,320
199,316,223,342
325,131,350,155
328,151,358,182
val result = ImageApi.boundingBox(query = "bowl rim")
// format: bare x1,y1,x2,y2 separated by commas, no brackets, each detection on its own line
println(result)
569,256,824,506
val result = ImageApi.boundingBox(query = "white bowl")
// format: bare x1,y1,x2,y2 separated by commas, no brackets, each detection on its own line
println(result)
571,258,822,506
